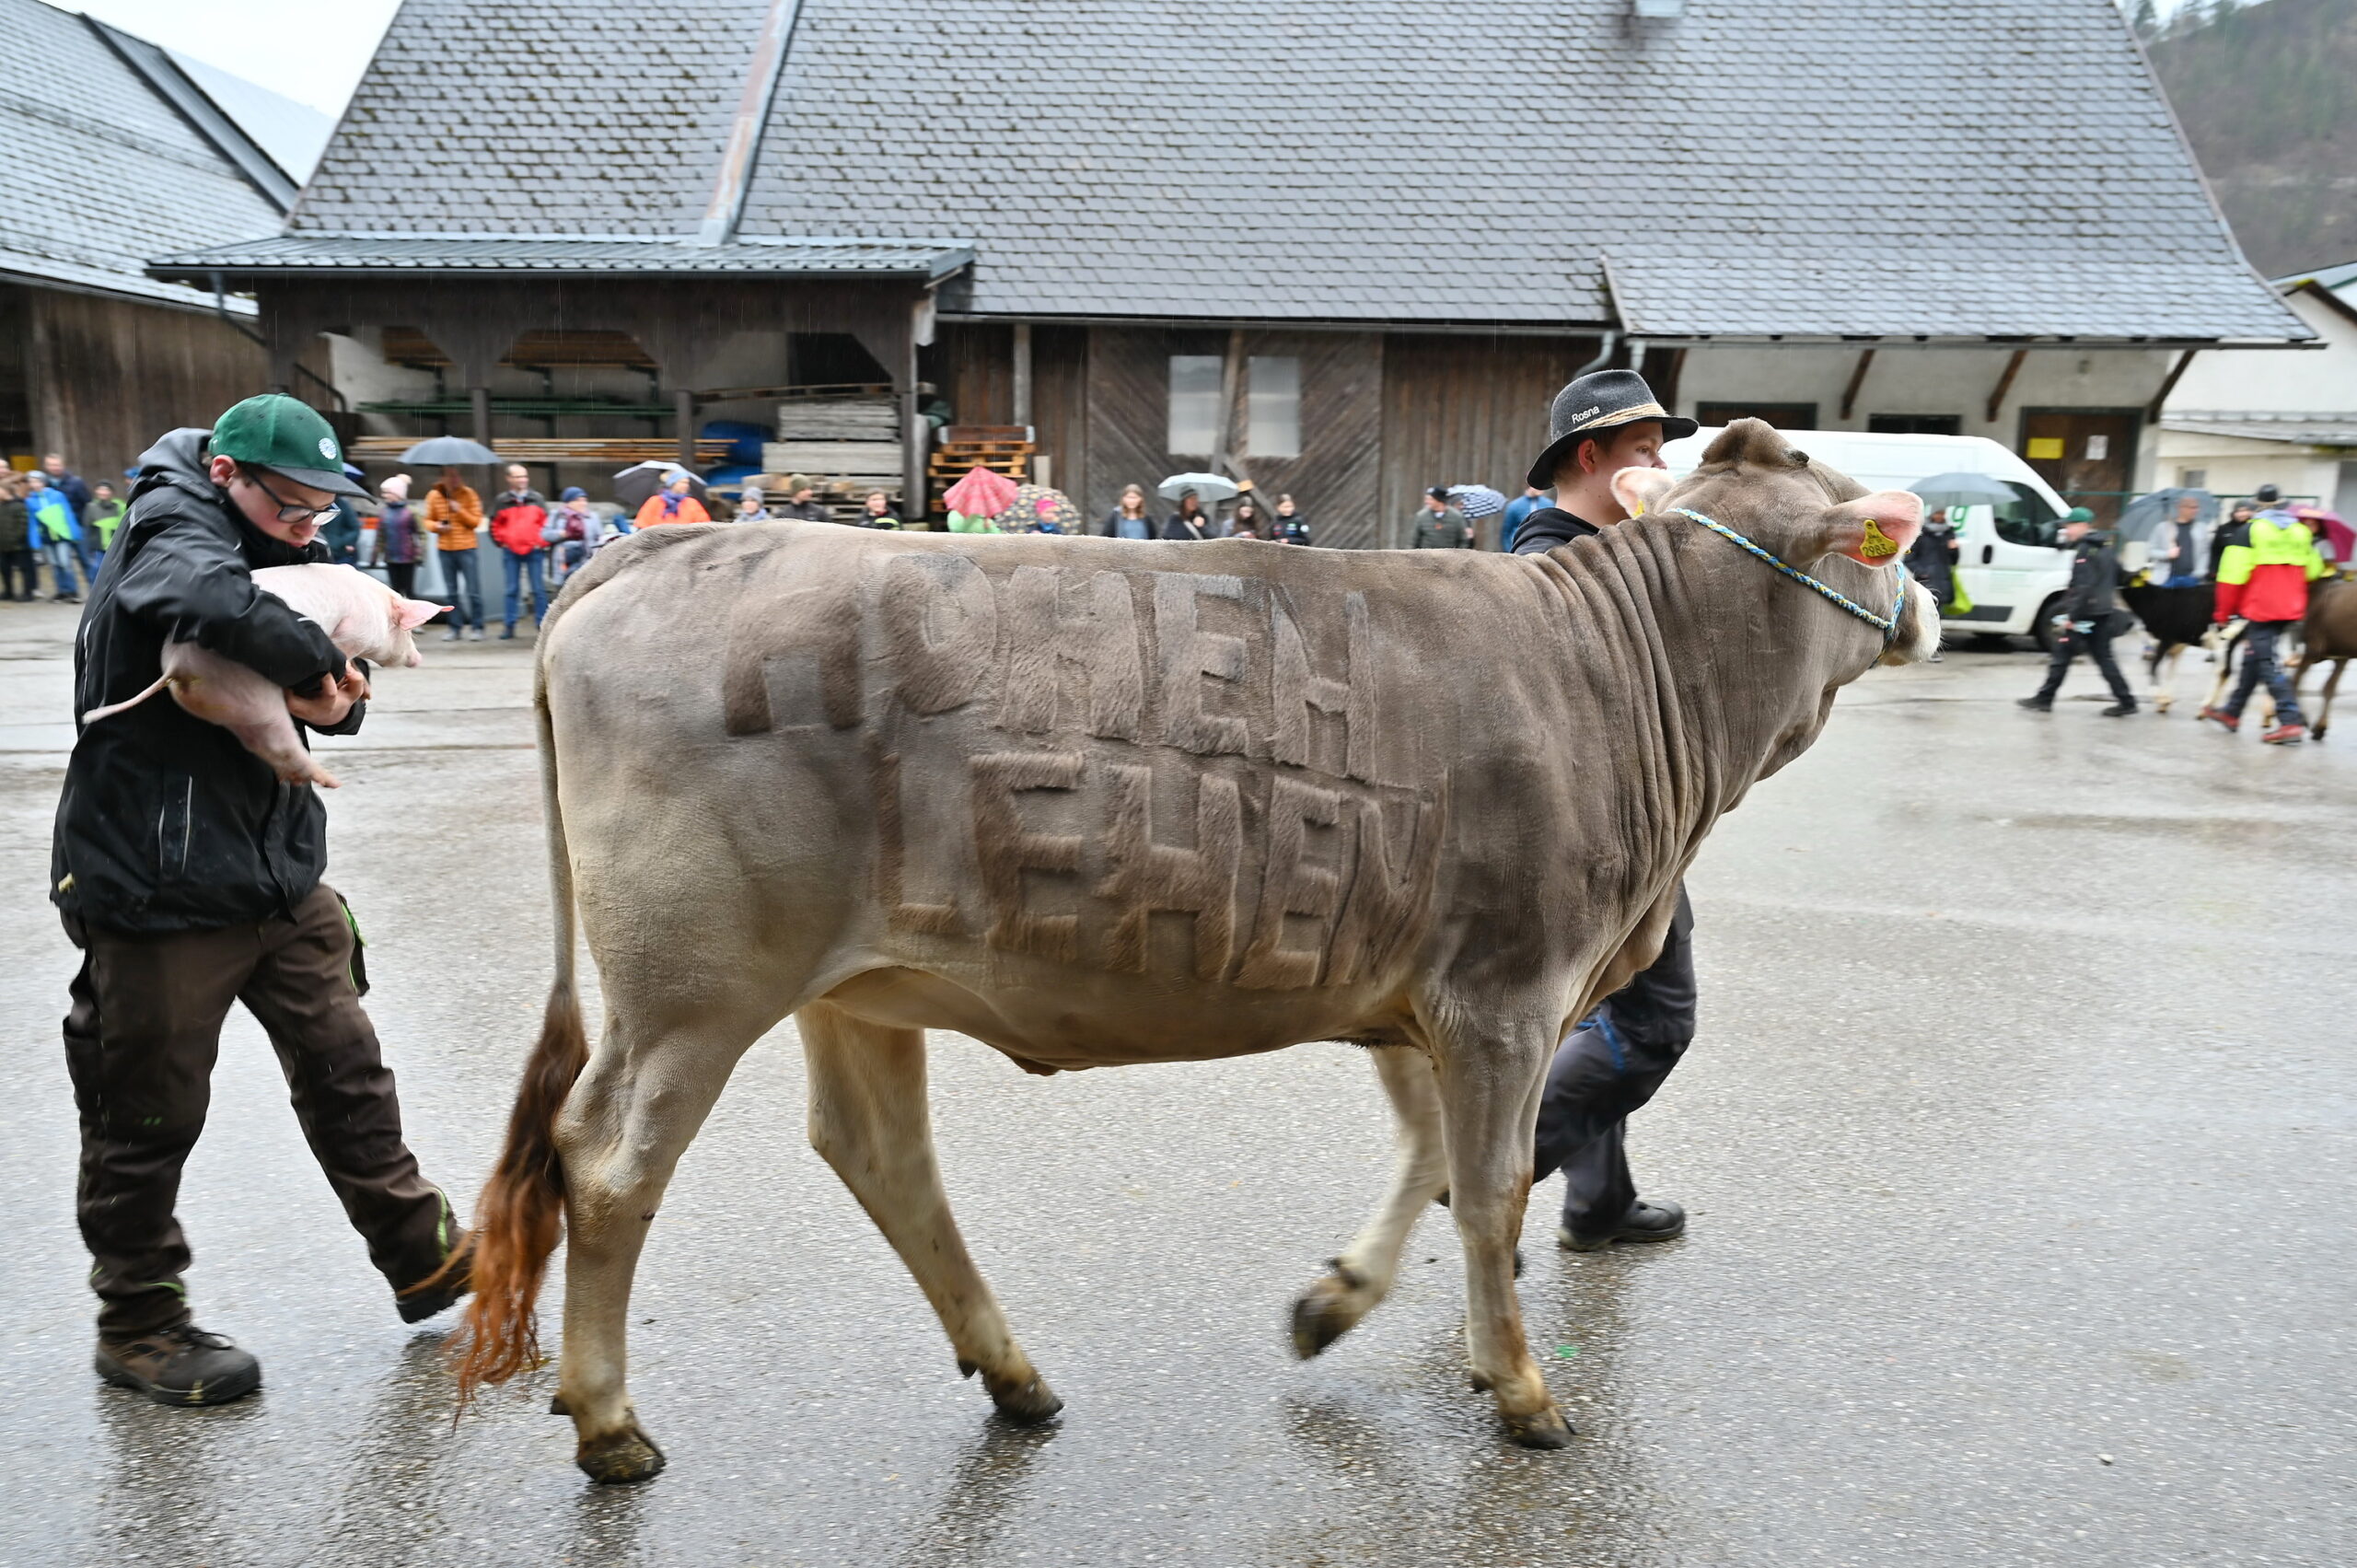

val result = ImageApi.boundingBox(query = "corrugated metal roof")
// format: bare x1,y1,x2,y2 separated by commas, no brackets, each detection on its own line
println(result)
2162,416,2357,448
152,233,975,279
216,0,2305,342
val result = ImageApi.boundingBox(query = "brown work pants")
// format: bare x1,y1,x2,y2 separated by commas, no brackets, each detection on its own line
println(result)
63,884,452,1337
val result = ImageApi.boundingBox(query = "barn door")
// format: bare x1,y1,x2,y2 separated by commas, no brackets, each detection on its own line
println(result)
2019,409,2138,525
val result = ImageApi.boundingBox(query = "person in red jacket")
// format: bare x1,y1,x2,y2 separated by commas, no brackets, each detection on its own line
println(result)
2202,485,2328,744
487,464,550,639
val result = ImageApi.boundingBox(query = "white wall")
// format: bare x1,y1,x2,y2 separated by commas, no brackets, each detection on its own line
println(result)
2165,288,2357,415
2152,427,2343,505
1673,344,2175,487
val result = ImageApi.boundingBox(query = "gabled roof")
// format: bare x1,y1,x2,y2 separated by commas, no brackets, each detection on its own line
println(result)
2,0,293,310
239,0,2304,343
154,233,975,280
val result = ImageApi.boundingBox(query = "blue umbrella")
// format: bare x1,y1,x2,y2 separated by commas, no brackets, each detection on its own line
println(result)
1448,484,1507,518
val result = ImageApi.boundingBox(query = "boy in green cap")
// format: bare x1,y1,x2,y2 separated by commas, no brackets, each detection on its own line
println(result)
51,394,470,1409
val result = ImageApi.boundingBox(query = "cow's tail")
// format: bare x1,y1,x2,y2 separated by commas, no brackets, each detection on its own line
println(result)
435,658,587,1408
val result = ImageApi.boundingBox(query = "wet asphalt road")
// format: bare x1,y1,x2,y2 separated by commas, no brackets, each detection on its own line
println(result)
3,598,2352,1568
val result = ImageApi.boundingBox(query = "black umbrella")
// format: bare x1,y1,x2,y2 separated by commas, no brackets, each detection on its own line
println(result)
612,460,707,513
398,436,505,465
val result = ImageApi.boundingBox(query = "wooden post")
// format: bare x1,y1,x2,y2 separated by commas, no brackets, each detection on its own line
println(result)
1985,349,2028,424
2146,349,2198,424
1011,322,1033,427
1212,327,1245,477
903,300,926,520
675,389,696,469
470,384,493,491
1839,348,1875,422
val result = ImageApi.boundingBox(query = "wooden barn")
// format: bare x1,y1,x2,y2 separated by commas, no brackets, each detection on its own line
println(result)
155,0,2305,542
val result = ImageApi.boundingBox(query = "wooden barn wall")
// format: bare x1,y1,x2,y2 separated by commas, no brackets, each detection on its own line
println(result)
1031,325,1087,504
28,288,270,482
936,321,1014,426
1378,334,1600,548
1080,326,1382,544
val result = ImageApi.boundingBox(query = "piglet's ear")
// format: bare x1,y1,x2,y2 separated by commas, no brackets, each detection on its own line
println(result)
1611,467,1678,518
1820,490,1924,565
395,597,446,630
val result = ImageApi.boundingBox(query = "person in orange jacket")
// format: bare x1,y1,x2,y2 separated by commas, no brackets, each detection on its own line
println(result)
633,472,710,528
423,468,485,640
486,463,550,638
2202,484,2329,743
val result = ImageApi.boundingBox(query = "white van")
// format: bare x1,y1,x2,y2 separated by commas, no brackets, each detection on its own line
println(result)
1660,428,2073,648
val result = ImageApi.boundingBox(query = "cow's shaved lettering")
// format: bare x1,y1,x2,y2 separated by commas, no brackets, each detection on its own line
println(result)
1234,774,1348,990
880,552,998,714
1095,761,1242,979
1154,573,1252,756
970,750,1088,962
999,565,1146,739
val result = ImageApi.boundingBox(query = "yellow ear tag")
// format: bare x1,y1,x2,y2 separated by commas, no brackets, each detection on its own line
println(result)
1858,517,1900,558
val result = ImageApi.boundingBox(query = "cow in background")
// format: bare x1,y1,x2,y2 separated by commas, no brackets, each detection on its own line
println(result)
427,420,1935,1484
2121,577,2251,716
2295,575,2357,738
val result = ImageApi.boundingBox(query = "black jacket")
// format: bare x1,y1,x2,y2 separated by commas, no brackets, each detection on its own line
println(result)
1908,526,1958,598
1162,512,1212,540
1510,505,1600,555
52,429,361,935
2061,531,2124,622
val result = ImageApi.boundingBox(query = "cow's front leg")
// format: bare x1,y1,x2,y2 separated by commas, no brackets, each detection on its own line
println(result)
1433,1019,1570,1449
1292,1044,1446,1358
799,1002,1060,1424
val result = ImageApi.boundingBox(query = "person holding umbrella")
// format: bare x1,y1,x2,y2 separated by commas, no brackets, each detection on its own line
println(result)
424,466,486,640
1164,489,1213,540
635,471,711,528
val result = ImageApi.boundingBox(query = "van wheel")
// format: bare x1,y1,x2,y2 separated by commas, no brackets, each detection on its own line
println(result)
2030,596,2064,655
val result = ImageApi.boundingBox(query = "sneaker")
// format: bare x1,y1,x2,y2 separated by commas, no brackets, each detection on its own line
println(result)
2261,723,2308,746
2101,702,2137,717
467,626,485,641
2015,697,2052,713
95,1323,261,1407
2198,706,2240,733
1559,1199,1687,1253
397,1231,475,1324
442,628,461,642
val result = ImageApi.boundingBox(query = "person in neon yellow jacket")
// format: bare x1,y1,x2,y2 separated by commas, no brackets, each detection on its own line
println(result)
2203,485,2328,743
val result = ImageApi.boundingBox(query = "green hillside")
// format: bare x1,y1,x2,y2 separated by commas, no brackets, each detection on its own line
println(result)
2143,0,2357,276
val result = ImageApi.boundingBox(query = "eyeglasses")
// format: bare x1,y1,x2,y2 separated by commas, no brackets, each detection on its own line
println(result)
242,467,340,526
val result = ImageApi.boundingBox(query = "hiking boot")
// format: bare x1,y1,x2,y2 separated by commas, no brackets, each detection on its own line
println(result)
2015,697,2052,713
2198,706,2239,732
2261,723,2308,746
2101,701,2137,717
1559,1199,1687,1253
397,1232,475,1324
95,1323,261,1407
499,623,517,641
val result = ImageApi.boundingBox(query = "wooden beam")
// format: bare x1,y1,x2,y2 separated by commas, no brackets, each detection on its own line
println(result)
1011,322,1033,426
2146,349,2198,424
675,389,697,468
1212,327,1245,477
1985,349,2028,424
1839,348,1875,422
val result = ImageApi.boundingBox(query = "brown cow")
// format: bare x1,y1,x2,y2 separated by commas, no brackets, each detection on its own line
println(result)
2295,575,2357,738
429,420,1933,1482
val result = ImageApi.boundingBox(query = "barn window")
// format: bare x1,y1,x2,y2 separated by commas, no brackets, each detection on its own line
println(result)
1168,355,1223,455
1247,356,1301,459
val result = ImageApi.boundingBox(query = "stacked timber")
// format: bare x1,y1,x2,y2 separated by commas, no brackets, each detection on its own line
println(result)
763,393,903,505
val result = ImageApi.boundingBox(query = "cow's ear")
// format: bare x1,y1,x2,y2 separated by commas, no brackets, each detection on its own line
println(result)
394,596,445,630
1818,490,1924,565
1611,467,1678,518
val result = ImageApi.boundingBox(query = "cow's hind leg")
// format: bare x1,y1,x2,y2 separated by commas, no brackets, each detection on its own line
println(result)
1292,1044,1447,1357
2151,644,2179,714
2315,657,2345,738
1429,1007,1569,1449
555,1001,776,1483
799,1001,1060,1423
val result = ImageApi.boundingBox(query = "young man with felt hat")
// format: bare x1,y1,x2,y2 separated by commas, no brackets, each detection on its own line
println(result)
51,393,470,1409
1511,368,1703,1251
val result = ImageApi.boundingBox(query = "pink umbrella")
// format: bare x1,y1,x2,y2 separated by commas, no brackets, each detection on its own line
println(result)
2293,505,2355,563
944,465,1017,518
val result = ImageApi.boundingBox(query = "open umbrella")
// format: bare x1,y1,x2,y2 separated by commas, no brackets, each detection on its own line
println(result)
944,465,1018,518
2115,486,2217,544
399,436,504,466
2293,505,2356,563
1157,471,1240,505
1907,471,2018,509
1448,484,1507,518
612,460,707,513
1004,482,1081,533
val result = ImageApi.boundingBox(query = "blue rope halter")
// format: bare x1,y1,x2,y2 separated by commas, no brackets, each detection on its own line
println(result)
1664,506,1910,645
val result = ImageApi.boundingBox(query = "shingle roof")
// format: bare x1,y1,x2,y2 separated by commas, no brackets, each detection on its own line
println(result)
267,0,2304,343
153,233,974,279
1,0,288,310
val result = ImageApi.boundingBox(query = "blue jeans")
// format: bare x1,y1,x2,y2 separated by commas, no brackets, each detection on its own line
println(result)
500,551,548,629
2225,621,2305,726
439,549,482,630
45,539,81,597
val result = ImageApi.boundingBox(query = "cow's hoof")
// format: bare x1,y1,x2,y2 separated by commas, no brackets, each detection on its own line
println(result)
575,1423,667,1484
1290,1264,1371,1360
985,1372,1062,1425
548,1393,570,1415
1503,1404,1575,1449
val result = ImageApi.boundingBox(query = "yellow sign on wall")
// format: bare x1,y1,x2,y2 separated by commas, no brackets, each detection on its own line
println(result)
2026,437,2065,460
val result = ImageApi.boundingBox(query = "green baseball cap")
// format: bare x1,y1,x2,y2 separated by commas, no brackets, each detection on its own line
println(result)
2062,506,2096,523
207,393,366,497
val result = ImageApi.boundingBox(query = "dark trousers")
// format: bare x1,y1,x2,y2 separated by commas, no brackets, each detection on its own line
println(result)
2033,621,2133,705
438,548,482,630
63,884,451,1337
385,562,417,599
2224,620,2305,726
0,548,35,598
1532,887,1697,1233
